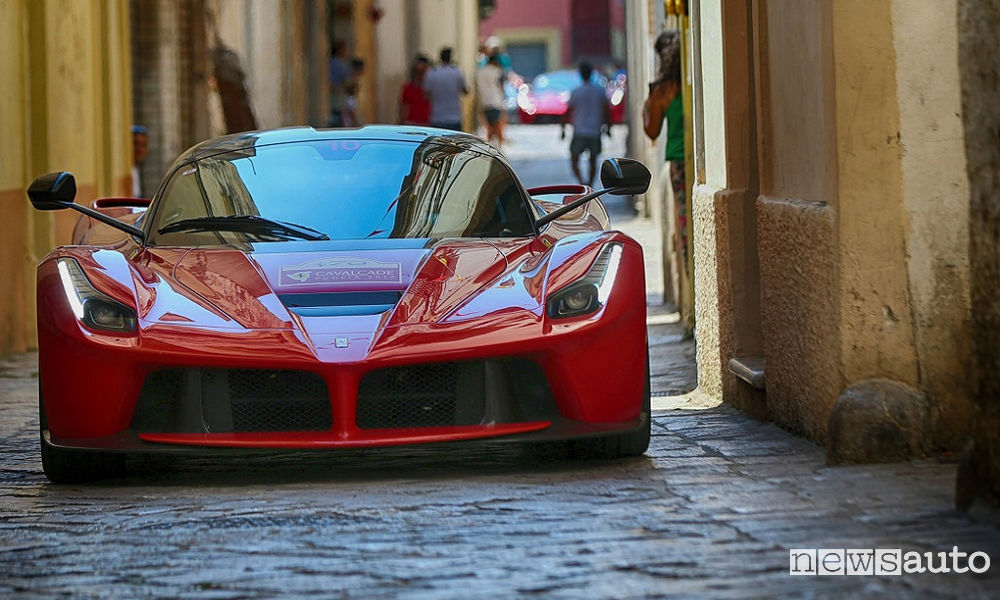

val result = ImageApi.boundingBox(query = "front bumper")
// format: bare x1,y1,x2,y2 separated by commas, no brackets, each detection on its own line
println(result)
37,242,649,451
43,414,648,453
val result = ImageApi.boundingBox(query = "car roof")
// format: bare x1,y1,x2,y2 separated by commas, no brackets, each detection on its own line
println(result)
174,125,505,165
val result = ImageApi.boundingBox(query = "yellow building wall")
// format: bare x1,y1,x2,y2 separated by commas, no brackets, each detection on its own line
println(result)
832,0,920,390
698,0,972,450
0,0,32,357
892,0,973,449
756,0,841,440
0,0,132,358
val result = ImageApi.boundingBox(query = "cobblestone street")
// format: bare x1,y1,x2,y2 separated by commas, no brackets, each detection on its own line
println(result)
2,348,997,597
0,126,996,597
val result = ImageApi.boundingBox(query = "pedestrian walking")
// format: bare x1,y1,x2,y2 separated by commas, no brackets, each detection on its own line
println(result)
480,38,517,141
327,40,350,127
399,54,431,126
476,53,505,146
342,81,361,127
560,62,611,187
424,47,468,131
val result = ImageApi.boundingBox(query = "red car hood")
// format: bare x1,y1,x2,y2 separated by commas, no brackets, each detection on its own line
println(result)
137,239,537,361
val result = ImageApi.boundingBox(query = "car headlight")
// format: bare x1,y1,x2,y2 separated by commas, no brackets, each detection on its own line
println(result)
57,258,137,333
546,243,623,318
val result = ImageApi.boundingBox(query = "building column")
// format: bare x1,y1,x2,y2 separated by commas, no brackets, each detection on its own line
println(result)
691,0,763,411
957,0,1000,517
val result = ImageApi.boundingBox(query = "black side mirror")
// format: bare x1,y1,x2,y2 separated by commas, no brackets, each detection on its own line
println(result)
534,158,653,229
26,171,146,242
27,172,77,210
600,158,651,196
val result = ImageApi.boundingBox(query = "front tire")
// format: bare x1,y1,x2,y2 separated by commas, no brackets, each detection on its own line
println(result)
569,346,651,459
40,436,127,483
39,384,126,483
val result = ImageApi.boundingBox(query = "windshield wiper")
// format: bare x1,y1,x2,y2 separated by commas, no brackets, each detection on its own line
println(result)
157,215,330,241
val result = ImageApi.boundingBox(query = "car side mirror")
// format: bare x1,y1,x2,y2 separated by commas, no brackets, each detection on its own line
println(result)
27,172,77,210
26,171,146,242
534,158,653,229
600,158,650,195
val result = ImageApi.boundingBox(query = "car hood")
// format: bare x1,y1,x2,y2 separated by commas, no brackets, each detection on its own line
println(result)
136,238,543,361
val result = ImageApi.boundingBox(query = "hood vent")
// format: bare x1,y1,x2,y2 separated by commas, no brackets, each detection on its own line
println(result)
279,291,402,317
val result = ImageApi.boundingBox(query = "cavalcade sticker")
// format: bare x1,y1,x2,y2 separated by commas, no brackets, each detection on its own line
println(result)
280,257,402,285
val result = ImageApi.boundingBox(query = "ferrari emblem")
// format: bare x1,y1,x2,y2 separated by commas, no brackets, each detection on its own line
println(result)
288,271,311,282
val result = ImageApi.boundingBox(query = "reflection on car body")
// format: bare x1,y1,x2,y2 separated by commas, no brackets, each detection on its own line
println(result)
26,125,650,482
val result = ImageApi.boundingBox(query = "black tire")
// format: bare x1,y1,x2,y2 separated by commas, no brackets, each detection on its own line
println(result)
40,437,127,483
38,384,126,483
569,345,651,459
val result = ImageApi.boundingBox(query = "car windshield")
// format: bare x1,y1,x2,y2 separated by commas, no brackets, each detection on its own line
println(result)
532,71,607,93
147,138,534,246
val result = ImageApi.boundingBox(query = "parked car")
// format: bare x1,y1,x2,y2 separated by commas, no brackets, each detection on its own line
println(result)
517,69,627,125
606,71,628,125
27,126,652,482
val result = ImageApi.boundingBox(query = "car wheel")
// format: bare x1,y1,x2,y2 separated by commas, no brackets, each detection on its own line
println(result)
38,385,126,484
570,345,651,459
40,436,127,484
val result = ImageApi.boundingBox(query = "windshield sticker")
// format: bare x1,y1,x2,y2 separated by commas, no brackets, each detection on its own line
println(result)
280,257,402,285
316,140,364,161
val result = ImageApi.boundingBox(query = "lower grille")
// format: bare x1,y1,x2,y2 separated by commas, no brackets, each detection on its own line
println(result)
133,368,332,433
226,370,331,432
356,359,558,429
357,363,465,428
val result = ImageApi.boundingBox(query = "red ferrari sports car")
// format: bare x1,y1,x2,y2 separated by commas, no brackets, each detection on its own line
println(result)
27,126,651,482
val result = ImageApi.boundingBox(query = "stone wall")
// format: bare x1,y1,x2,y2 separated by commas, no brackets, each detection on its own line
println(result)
893,0,973,451
694,0,980,462
957,0,1000,514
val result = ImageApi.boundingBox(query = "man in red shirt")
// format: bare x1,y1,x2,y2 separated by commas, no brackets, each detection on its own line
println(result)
399,54,431,126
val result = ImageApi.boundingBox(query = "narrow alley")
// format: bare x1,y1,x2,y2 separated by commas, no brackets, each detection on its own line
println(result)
0,125,995,598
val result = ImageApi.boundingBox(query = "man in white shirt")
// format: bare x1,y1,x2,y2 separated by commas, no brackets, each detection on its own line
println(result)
424,47,468,131
561,62,611,187
476,53,505,146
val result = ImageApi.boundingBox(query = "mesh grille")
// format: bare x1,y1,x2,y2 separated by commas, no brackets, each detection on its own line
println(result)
225,370,331,432
132,368,332,433
357,363,460,429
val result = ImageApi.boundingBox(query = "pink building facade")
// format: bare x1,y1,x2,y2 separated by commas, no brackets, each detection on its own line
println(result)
480,0,626,79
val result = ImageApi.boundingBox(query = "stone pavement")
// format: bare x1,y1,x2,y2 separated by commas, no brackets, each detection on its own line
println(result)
1,339,997,598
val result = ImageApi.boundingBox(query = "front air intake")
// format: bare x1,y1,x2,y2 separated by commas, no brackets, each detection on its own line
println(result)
356,359,558,429
133,368,332,433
